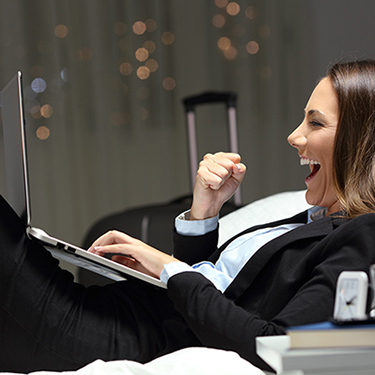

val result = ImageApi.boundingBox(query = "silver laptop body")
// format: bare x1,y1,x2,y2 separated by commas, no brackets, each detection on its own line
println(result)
0,71,166,289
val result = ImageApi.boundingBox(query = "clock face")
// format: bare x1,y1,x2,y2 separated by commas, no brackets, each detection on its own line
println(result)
333,272,368,321
337,279,359,320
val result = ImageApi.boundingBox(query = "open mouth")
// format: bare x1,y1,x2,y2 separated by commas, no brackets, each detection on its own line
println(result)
306,163,321,180
300,157,321,181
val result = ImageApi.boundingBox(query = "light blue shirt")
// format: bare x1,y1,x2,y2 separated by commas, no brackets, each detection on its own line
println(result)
160,207,324,292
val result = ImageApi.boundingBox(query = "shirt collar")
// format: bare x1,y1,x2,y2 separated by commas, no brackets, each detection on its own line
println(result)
307,206,327,223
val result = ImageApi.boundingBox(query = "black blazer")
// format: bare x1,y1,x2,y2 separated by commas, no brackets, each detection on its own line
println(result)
165,211,375,370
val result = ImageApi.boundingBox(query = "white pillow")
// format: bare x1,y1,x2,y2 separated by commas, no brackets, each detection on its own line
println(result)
218,190,311,247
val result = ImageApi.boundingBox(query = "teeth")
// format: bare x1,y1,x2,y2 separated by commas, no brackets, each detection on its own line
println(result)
300,158,320,166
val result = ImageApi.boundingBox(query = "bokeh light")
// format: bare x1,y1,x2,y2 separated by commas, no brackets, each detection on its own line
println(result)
145,59,158,72
215,0,228,8
40,104,53,118
137,66,151,80
212,14,226,28
226,2,240,16
246,41,260,55
36,126,51,140
161,32,175,45
145,19,157,32
245,6,257,20
133,21,146,35
60,68,68,82
135,47,149,62
119,62,133,76
218,37,231,50
55,24,68,38
30,105,42,119
223,46,237,60
162,77,176,91
143,40,156,53
31,78,47,93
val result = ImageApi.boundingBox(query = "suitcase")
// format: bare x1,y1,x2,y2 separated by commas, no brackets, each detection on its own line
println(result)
79,92,241,286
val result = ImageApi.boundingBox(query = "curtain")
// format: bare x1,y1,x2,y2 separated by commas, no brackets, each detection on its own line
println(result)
0,0,313,254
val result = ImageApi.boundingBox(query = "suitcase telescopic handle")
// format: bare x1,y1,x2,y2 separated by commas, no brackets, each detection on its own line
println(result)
182,91,241,206
183,92,237,112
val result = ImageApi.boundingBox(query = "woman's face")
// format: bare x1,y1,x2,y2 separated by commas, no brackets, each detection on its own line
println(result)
288,77,340,215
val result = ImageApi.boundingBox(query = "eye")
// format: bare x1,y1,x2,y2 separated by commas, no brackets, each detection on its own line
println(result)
309,120,323,127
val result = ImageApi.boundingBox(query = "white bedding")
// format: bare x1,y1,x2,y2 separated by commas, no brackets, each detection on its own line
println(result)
1,348,267,375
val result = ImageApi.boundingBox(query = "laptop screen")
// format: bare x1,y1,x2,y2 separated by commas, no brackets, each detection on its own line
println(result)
0,71,31,226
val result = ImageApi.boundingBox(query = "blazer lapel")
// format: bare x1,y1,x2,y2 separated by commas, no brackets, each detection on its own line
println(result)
223,213,345,301
210,210,309,263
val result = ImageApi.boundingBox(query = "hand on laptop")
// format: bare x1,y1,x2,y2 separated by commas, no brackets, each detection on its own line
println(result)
88,230,179,279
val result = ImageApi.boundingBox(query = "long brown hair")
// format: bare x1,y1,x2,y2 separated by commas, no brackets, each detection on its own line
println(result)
328,60,375,217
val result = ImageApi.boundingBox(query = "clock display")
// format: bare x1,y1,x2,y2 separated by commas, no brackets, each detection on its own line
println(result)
333,271,368,321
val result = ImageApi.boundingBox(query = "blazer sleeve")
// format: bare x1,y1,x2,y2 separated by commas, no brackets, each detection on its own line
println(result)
167,213,375,370
173,226,219,265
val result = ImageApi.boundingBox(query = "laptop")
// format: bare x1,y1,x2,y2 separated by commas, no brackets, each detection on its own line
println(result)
0,71,166,289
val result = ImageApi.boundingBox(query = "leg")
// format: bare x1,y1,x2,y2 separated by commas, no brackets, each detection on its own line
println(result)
0,195,174,372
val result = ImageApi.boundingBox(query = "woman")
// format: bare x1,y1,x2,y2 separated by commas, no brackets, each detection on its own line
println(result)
2,60,375,373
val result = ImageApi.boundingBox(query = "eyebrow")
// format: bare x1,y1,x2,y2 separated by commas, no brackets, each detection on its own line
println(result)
304,109,327,118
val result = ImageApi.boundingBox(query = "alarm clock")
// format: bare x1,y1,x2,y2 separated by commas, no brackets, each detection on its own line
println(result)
333,271,368,321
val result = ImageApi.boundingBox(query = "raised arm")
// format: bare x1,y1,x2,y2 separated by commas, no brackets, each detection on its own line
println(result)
190,152,246,220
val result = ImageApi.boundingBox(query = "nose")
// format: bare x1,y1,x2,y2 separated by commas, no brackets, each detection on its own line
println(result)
287,123,307,149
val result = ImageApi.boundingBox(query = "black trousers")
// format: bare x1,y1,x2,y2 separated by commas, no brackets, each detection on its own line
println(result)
0,195,194,372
